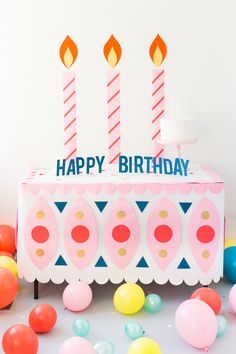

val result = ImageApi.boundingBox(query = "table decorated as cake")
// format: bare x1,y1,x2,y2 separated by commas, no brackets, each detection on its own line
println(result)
17,162,224,295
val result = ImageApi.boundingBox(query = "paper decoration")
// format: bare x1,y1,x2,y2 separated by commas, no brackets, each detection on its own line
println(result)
149,34,167,158
54,201,68,213
104,35,122,164
60,36,78,160
189,197,221,273
64,198,98,269
136,257,149,268
179,202,192,214
24,197,58,270
178,257,190,269
95,256,108,267
104,197,140,268
95,201,108,212
136,201,149,212
146,197,181,270
55,255,67,266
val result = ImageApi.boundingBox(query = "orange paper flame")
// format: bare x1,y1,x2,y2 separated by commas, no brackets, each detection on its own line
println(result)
104,35,122,68
60,36,78,68
149,34,167,67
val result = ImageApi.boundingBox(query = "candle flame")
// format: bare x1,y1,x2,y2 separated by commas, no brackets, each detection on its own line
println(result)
104,35,122,68
60,36,78,68
149,34,167,67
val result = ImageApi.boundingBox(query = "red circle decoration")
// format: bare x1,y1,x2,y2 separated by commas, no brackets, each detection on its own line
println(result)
112,225,130,243
196,225,215,243
154,225,173,243
31,226,49,243
71,225,89,243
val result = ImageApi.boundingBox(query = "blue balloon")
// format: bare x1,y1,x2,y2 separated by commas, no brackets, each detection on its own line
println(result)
217,315,228,337
124,321,144,340
224,247,236,283
73,318,90,337
144,294,162,313
94,340,115,354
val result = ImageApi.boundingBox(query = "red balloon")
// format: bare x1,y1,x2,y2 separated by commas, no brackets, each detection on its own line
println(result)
29,304,57,333
0,251,14,259
2,324,38,354
190,287,222,315
0,267,18,309
0,225,16,254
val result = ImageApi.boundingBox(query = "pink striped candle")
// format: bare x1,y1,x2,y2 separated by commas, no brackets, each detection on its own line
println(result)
149,34,167,159
104,35,122,164
60,36,78,161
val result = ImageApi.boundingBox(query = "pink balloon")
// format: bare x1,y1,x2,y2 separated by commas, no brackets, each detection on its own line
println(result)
229,284,236,313
63,281,93,312
59,337,95,354
175,299,217,350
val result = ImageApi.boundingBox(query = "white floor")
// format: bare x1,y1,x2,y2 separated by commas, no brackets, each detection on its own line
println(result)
0,279,235,354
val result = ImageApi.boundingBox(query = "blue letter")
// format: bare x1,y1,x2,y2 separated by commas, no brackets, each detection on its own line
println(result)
163,159,173,175
86,157,96,174
181,159,189,176
56,159,66,176
153,157,163,174
174,158,183,176
96,155,105,173
76,157,84,174
66,159,76,175
134,156,144,173
119,155,128,173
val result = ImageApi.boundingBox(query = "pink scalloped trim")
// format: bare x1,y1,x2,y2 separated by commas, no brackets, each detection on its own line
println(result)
21,181,224,195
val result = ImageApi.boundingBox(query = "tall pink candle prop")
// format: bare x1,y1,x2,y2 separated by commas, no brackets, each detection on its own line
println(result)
149,34,167,159
104,35,122,164
60,36,78,161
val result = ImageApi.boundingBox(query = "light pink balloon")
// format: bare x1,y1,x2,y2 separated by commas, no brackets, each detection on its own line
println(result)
175,299,217,350
59,337,95,354
229,284,236,313
63,281,93,312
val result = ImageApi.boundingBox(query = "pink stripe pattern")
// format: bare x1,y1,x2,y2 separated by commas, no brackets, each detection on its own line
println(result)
107,71,121,164
63,72,77,160
152,69,165,158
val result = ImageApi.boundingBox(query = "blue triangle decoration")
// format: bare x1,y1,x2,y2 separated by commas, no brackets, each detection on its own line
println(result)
54,202,67,213
95,256,107,267
179,202,192,214
136,201,149,212
136,257,149,268
55,255,67,266
95,201,108,213
178,258,190,269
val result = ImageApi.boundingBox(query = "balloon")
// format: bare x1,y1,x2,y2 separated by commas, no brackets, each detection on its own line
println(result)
0,251,14,259
94,340,115,354
224,239,236,249
73,318,90,337
125,321,144,340
59,337,95,354
144,294,162,314
229,284,236,312
0,225,16,254
2,324,38,354
0,256,18,277
128,337,162,354
224,247,236,283
175,299,217,350
113,283,145,315
190,287,221,315
216,315,228,337
29,304,57,333
0,267,18,309
63,281,93,312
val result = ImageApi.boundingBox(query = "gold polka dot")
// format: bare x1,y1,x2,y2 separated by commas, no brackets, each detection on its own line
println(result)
36,249,45,257
201,211,210,220
77,249,85,258
36,211,45,219
159,210,168,219
118,248,127,256
117,211,126,219
75,211,84,219
159,249,168,258
202,250,210,259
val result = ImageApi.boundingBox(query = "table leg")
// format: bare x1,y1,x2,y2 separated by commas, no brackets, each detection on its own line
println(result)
34,279,39,300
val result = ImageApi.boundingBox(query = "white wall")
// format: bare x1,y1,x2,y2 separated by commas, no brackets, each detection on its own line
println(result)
0,0,235,227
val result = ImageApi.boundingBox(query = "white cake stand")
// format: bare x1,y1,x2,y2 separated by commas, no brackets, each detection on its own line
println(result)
157,137,198,158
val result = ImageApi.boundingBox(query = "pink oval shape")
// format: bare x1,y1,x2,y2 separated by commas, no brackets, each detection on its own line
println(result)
104,197,140,268
24,196,58,269
189,197,221,273
146,197,182,271
64,198,98,270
